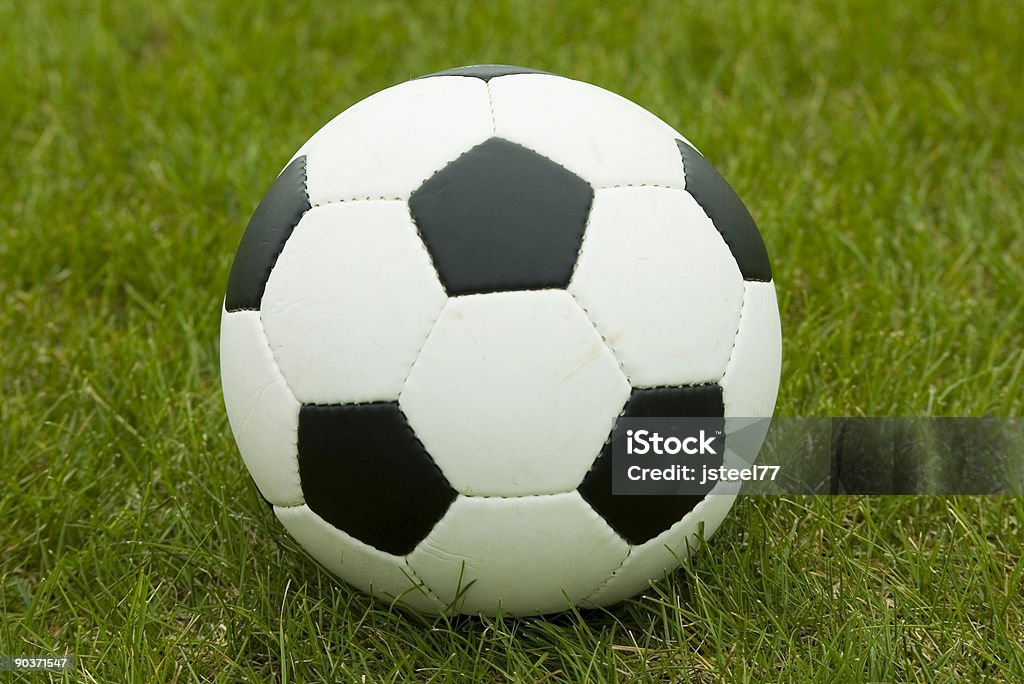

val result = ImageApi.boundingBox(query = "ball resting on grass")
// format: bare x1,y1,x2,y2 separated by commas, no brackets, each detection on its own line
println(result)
221,64,782,617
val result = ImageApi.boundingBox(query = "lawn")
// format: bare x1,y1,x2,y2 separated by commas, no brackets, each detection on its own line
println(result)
2,0,1022,681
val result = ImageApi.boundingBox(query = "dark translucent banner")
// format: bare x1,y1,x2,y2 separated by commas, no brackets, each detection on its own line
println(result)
611,418,1024,495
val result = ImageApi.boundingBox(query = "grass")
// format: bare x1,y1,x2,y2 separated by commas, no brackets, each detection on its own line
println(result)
2,0,1022,680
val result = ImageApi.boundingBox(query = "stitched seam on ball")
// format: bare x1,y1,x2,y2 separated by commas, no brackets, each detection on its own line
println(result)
310,196,404,206
447,287,570,301
567,285,633,386
565,204,633,387
683,180,756,286
720,281,749,383
252,309,304,506
275,504,445,609
396,299,447,406
485,81,497,135
454,488,586,499
407,140,492,288
493,138,591,187
394,403,458,501
395,203,448,404
399,560,446,608
408,208,444,291
672,495,717,540
581,547,632,604
406,86,498,199
303,399,404,408
301,154,309,205
595,183,684,190
671,178,749,387
630,381,722,390
433,485,628,500
245,154,309,313
582,495,719,605
574,395,629,492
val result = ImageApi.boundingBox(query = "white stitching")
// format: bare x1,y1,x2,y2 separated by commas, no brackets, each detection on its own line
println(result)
310,197,404,206
485,81,497,135
581,547,632,604
721,281,749,382
398,559,446,609
397,202,449,404
247,308,304,504
565,200,633,386
595,183,684,190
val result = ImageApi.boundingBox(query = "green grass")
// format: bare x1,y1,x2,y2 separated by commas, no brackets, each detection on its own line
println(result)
2,0,1023,681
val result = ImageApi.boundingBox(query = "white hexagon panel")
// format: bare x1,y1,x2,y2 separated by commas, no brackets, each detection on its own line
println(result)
400,290,631,497
260,201,447,405
569,186,745,388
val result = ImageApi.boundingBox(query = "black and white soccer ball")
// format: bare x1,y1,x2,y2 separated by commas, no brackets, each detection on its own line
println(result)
220,65,781,616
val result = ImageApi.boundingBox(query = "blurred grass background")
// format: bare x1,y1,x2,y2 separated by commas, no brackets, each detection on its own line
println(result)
1,0,1022,681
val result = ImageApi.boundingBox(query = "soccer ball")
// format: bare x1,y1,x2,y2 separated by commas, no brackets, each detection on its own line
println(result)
220,65,781,616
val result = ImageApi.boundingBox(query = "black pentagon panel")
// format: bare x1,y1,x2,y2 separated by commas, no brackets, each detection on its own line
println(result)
415,64,550,82
676,140,772,282
578,385,725,545
225,156,311,311
298,402,456,556
409,137,593,295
